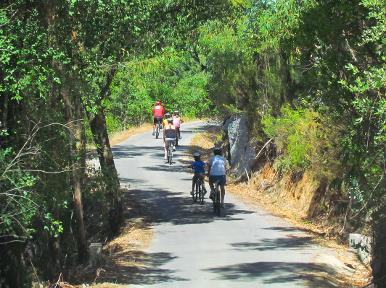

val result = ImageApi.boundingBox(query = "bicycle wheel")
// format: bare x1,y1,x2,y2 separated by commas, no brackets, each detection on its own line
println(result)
192,180,198,202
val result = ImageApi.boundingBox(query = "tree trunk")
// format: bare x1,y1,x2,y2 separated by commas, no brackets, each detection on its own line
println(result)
86,67,122,235
45,0,88,261
61,84,88,262
89,110,122,235
373,201,386,287
89,111,120,196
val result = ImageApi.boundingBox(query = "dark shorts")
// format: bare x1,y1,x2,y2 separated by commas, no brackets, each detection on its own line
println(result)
209,175,226,186
154,117,163,125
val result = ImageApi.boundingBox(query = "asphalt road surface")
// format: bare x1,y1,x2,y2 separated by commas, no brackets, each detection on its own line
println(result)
113,121,345,288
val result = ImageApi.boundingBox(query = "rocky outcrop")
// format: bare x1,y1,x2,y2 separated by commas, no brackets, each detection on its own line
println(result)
223,114,256,179
349,233,372,265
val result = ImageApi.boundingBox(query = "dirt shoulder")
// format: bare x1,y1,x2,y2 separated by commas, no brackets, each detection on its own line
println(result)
109,124,153,146
190,127,371,287
87,189,154,287
63,189,153,288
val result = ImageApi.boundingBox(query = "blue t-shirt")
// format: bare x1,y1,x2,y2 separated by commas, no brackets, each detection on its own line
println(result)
192,161,205,174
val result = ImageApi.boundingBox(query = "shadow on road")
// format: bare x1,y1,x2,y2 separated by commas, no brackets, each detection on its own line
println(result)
231,236,315,251
124,187,254,226
97,250,188,285
113,145,165,159
205,261,336,287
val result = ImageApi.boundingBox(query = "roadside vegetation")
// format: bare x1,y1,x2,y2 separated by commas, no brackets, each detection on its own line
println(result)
0,0,384,287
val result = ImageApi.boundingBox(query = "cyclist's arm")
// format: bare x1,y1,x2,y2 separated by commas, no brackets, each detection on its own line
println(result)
207,161,211,176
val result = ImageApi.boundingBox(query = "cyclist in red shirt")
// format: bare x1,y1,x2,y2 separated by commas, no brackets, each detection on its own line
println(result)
152,100,165,135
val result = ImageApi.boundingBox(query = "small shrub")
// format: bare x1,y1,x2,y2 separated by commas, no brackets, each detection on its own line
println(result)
262,105,342,180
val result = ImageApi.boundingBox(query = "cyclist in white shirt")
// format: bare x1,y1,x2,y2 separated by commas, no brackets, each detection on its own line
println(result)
208,147,228,207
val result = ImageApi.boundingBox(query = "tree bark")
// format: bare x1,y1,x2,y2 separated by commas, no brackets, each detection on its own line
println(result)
89,110,120,198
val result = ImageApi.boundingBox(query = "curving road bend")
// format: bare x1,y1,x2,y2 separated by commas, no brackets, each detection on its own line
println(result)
112,121,346,288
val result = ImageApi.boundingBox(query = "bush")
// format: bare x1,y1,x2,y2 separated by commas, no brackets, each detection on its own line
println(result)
262,106,342,180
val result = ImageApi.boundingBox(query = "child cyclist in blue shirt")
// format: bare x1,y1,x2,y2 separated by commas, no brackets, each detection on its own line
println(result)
191,151,207,196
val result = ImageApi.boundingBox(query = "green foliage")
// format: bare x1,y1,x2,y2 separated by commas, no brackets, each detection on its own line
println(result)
109,49,210,130
197,20,255,111
262,106,341,179
0,143,63,243
240,0,385,218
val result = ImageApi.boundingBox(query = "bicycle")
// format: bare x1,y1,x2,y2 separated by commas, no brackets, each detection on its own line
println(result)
192,176,205,205
212,180,221,216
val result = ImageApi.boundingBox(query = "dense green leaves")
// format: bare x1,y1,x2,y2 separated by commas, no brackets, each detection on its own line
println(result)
110,49,210,129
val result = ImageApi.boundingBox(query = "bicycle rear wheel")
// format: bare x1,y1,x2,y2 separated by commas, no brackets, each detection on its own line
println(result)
192,180,198,202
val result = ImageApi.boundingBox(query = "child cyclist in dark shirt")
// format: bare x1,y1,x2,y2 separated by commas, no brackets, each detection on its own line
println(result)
191,151,207,196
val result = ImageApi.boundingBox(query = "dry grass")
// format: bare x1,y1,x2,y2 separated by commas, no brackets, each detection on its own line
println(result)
109,124,153,146
87,189,154,287
188,125,223,161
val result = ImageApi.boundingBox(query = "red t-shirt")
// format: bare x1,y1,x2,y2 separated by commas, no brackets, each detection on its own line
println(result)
153,105,165,117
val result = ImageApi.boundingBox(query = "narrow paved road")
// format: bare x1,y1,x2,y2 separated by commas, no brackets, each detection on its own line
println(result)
112,121,343,288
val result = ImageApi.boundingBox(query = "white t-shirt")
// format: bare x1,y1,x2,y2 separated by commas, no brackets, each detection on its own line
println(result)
209,155,227,176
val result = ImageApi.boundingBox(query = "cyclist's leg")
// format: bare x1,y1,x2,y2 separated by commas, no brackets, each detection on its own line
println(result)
199,174,207,194
163,140,167,159
208,175,215,199
208,175,214,191
191,174,197,194
165,139,173,158
153,117,156,134
220,175,226,206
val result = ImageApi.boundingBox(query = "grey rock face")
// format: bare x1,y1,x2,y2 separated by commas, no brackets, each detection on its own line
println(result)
224,114,256,179
349,233,372,265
